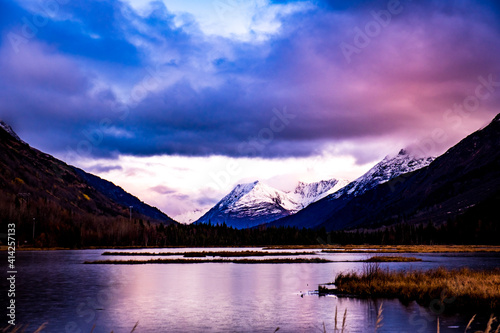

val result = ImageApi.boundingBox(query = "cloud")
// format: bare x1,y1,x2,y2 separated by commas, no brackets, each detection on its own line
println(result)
1,0,500,166
149,185,176,195
124,0,312,42
87,164,123,173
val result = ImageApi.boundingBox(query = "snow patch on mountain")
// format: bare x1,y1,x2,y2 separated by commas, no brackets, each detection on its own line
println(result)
290,178,349,209
195,149,434,229
328,149,435,200
174,208,208,224
195,178,345,228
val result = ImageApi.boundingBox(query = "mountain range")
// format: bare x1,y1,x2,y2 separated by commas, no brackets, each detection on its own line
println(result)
269,113,500,231
1,112,499,237
0,121,177,226
195,178,346,229
197,149,435,229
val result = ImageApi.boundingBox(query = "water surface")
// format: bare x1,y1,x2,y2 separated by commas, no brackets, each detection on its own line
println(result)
3,249,499,333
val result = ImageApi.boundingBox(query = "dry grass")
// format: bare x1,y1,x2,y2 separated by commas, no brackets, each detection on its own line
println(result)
374,303,383,332
459,314,500,333
101,250,316,257
85,257,332,264
320,245,500,253
328,265,500,310
4,312,500,332
363,256,422,262
329,306,348,333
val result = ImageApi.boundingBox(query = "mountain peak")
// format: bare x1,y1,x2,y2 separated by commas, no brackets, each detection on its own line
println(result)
327,150,435,200
196,178,345,228
0,120,24,143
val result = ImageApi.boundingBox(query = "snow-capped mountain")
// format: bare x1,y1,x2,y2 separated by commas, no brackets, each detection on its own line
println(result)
327,149,435,200
292,179,350,208
195,178,344,229
174,208,209,224
196,149,434,229
267,149,435,229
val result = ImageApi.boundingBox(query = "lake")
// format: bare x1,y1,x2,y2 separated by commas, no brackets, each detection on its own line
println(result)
3,249,500,333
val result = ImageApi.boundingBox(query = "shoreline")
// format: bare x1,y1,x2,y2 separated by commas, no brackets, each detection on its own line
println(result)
319,266,500,312
5,244,500,253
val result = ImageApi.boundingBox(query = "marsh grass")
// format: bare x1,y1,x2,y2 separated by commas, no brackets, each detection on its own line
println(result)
454,314,500,333
326,265,500,311
5,313,500,332
318,304,499,333
374,303,383,332
327,306,348,333
85,257,332,264
363,256,422,262
102,250,316,257
1,323,47,333
318,245,500,253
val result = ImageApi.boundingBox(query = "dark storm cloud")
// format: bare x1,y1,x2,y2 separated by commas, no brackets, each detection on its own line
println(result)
1,0,499,163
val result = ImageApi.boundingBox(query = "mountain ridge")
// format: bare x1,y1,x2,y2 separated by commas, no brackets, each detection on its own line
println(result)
267,149,436,229
270,113,500,231
0,121,177,225
195,178,343,229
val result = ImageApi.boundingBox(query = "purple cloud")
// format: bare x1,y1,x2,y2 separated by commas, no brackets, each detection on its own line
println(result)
0,0,499,165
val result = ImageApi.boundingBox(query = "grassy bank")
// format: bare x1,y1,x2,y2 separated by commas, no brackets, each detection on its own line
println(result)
263,245,500,252
320,266,500,311
85,257,331,264
102,250,316,257
320,245,500,253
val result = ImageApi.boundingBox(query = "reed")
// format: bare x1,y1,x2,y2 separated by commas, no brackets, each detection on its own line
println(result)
374,303,383,332
5,315,500,332
319,245,500,253
85,257,332,264
327,266,500,311
341,308,347,333
102,250,316,257
464,314,476,332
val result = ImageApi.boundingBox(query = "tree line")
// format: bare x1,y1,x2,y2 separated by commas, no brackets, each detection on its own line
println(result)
1,189,498,247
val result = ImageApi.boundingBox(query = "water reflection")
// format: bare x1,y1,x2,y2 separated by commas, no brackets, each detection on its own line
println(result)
9,250,500,333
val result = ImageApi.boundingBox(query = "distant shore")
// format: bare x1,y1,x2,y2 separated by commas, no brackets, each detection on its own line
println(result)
3,244,500,253
268,244,500,253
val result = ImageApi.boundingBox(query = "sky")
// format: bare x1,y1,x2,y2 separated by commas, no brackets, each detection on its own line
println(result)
1,0,500,222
